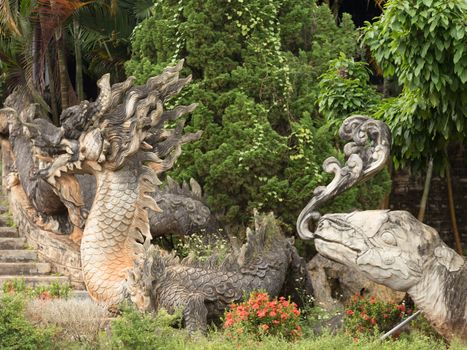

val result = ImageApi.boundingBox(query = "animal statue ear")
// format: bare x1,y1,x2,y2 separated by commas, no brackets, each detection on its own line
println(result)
434,245,465,272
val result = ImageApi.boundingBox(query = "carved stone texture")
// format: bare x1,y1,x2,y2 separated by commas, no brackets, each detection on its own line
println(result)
0,61,313,333
8,174,83,288
297,115,391,240
296,116,466,340
307,254,405,310
127,212,312,333
313,210,466,340
0,76,218,244
150,176,221,238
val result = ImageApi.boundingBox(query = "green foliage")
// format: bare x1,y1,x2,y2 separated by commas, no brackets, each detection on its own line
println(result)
172,232,230,262
364,0,467,170
343,295,412,336
109,304,185,349
283,9,359,121
318,54,381,128
0,293,459,350
0,60,5,102
2,278,71,299
126,1,390,231
0,294,55,350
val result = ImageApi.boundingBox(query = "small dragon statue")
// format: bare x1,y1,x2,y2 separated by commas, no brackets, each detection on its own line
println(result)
1,62,311,330
296,116,466,341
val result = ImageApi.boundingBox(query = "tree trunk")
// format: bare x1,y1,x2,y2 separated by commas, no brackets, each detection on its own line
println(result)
73,17,84,101
55,29,69,111
32,23,41,89
46,50,59,125
417,158,433,222
446,163,463,255
379,161,393,209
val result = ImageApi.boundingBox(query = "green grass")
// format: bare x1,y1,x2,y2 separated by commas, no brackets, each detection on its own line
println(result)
1,292,465,350
104,326,463,350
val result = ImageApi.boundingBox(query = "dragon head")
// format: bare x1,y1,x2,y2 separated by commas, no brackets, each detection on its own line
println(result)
314,210,465,292
15,60,201,184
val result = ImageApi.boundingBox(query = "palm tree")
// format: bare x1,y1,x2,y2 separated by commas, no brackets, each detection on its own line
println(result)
1,0,153,119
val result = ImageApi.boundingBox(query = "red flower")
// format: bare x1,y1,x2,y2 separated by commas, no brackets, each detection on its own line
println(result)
257,309,267,318
383,313,388,318
269,311,277,317
396,304,406,312
370,318,377,325
293,308,301,316
346,309,354,316
224,318,234,328
260,324,269,331
39,291,51,300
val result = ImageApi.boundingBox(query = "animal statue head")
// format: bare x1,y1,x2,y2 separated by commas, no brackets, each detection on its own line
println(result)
313,210,465,291
0,61,201,185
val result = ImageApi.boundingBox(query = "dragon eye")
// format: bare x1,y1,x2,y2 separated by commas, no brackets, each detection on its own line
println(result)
381,231,397,246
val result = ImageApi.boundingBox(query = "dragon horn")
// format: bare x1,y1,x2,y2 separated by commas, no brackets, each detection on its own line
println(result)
296,115,391,240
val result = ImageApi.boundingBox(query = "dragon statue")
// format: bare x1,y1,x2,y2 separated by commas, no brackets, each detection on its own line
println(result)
297,116,466,341
0,61,311,330
0,90,219,242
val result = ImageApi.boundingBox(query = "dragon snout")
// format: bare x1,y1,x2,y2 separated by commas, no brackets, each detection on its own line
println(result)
314,215,368,254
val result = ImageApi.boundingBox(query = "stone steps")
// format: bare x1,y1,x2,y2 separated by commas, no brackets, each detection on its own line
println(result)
0,275,69,288
0,237,26,249
0,220,71,290
70,290,91,300
0,250,38,262
0,262,51,275
0,227,18,238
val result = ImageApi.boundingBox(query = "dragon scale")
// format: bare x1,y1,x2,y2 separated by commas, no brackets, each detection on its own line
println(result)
0,62,313,331
81,158,158,305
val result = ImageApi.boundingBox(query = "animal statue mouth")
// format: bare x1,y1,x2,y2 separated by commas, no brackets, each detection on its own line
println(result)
313,216,370,263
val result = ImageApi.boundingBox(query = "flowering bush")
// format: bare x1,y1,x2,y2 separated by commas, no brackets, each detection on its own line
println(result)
344,294,412,336
2,278,71,299
223,292,302,340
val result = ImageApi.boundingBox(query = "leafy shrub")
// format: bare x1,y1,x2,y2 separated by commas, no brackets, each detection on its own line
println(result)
0,294,55,350
318,54,381,128
109,304,185,350
365,0,467,170
224,292,302,341
172,232,230,262
2,278,71,299
343,294,411,336
126,1,390,233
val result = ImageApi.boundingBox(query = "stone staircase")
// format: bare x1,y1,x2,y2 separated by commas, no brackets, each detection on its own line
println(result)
0,220,69,289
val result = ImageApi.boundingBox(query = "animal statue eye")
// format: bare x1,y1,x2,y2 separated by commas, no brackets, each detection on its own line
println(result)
381,231,397,246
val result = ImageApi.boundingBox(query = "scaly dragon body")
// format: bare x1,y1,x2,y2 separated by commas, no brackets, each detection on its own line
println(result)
81,160,142,303
0,62,312,330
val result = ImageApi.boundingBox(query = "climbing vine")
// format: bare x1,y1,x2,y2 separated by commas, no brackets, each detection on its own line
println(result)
126,1,391,232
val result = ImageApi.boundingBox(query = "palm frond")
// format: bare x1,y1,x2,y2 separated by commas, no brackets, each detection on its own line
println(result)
0,0,21,36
